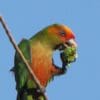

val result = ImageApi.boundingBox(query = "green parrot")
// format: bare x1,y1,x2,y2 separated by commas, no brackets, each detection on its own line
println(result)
11,24,78,100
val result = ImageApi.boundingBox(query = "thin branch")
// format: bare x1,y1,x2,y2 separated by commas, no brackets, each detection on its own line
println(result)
0,16,47,100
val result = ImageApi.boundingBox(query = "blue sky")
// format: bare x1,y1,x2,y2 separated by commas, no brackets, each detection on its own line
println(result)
0,0,100,100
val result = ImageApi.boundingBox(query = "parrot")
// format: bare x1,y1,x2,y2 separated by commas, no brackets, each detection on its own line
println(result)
11,24,78,100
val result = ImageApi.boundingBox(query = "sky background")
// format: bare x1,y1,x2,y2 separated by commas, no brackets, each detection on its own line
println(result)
0,0,100,100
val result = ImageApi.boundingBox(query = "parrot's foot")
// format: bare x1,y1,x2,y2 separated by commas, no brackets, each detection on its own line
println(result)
52,42,77,78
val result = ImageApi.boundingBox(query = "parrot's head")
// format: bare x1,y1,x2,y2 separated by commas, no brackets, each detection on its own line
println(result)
46,24,77,50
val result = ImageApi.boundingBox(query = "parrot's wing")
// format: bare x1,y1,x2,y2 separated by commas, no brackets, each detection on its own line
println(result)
12,39,31,91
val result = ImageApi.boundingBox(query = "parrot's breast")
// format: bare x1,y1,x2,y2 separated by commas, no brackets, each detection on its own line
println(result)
30,42,53,87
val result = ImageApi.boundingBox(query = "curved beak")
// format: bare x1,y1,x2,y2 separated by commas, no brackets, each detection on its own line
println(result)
65,39,77,48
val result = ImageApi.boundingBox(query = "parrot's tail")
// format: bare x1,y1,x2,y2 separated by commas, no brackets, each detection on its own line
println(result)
17,87,45,100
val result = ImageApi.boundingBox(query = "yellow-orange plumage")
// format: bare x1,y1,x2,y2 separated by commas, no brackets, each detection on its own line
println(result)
13,24,77,100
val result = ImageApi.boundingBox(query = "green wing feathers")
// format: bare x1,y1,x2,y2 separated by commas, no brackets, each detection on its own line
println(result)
12,39,31,91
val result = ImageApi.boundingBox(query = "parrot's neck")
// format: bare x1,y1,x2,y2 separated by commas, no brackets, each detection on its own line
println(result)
30,37,53,62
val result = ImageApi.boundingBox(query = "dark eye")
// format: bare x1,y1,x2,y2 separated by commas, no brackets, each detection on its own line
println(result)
59,30,66,36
